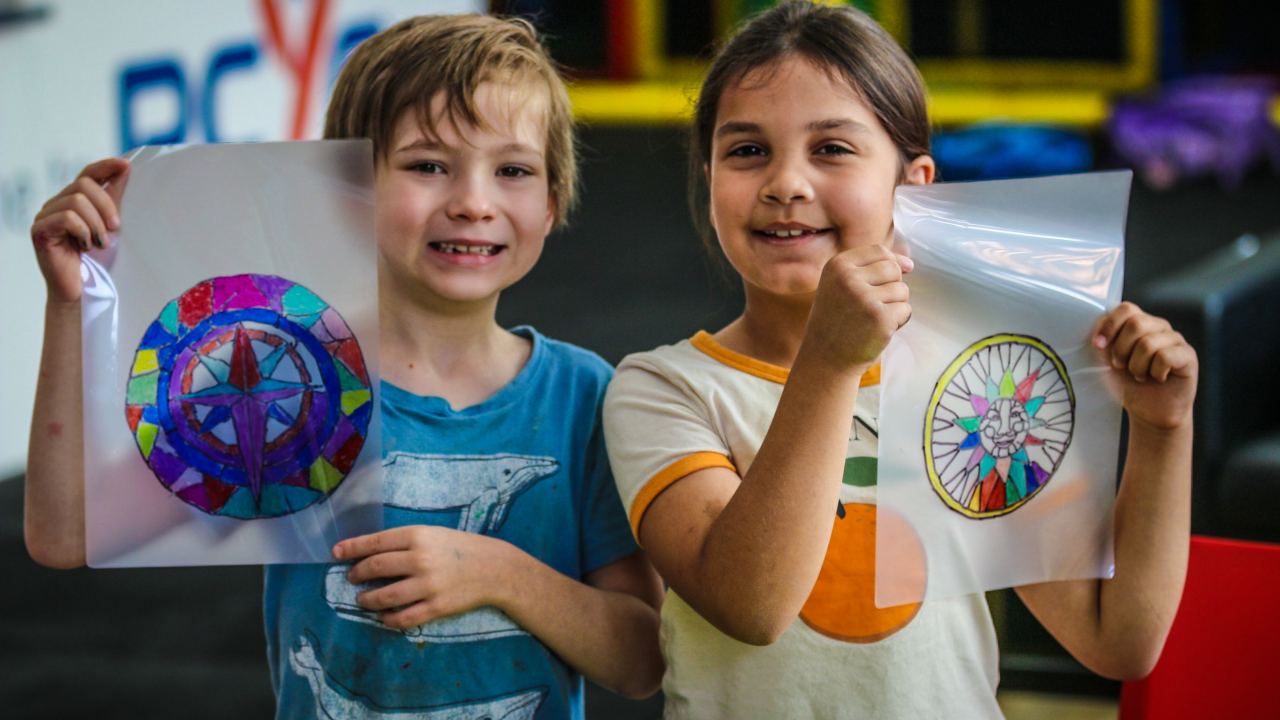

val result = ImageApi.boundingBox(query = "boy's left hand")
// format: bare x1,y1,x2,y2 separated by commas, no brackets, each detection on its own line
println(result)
1093,301,1198,431
333,526,513,630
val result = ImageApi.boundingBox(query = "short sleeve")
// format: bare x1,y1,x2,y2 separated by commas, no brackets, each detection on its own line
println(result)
603,359,737,542
578,402,641,574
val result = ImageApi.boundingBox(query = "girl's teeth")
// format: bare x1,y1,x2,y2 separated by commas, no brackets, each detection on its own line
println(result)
765,229,807,237
436,243,498,255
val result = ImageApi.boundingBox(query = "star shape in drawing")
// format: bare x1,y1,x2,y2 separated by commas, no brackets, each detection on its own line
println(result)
950,367,1052,513
179,326,312,501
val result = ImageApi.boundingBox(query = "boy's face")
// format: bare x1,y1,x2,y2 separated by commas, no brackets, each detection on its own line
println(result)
375,82,554,309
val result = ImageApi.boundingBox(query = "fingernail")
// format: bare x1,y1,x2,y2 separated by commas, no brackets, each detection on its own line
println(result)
91,232,103,249
899,255,915,271
332,544,343,560
108,215,120,231
1094,335,1107,349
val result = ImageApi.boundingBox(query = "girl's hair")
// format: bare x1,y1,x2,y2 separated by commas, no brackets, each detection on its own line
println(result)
325,14,578,228
688,0,930,244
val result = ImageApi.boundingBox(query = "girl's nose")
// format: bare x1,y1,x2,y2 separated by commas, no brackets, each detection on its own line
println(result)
760,160,815,205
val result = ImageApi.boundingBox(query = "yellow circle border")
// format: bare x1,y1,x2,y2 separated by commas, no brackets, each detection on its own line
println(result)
923,334,1076,519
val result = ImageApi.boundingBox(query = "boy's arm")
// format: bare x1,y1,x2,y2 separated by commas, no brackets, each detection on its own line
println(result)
25,158,131,569
1015,302,1197,680
335,528,665,699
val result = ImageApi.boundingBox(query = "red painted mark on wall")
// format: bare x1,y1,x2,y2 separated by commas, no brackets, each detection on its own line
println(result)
258,0,332,139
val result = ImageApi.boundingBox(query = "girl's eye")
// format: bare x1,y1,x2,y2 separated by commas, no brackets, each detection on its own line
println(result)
726,144,766,159
497,165,533,178
815,143,854,156
409,161,445,174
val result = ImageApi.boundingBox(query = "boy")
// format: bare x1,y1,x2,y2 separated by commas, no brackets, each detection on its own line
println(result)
25,15,663,719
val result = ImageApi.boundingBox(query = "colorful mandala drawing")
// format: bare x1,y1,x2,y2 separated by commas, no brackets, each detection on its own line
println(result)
924,334,1075,519
125,274,372,519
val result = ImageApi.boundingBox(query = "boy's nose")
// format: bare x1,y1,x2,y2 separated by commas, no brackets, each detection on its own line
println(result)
446,177,497,222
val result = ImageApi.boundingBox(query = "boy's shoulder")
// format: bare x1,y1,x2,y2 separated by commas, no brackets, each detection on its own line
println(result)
522,326,612,387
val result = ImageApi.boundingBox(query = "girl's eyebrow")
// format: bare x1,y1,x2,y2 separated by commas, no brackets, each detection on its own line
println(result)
715,118,872,138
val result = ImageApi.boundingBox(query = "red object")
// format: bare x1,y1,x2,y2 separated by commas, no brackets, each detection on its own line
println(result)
1119,535,1280,719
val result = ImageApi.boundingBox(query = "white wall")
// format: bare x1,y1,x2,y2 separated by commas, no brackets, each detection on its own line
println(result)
0,0,481,477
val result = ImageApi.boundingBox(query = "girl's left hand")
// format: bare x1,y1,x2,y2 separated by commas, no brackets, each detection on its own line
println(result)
1093,302,1198,432
333,525,514,629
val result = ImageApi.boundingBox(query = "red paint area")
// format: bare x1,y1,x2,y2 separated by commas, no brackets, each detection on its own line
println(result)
330,432,364,474
179,280,214,327
125,407,143,433
334,340,369,383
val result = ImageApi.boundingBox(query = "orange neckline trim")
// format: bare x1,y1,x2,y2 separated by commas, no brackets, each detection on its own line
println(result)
690,331,880,386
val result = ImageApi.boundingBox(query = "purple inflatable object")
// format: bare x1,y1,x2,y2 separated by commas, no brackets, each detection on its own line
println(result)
1108,76,1280,189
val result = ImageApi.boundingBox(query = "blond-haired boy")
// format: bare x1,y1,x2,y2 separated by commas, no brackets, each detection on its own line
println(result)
26,15,663,719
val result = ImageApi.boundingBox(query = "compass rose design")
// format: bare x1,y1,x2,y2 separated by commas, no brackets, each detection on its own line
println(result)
923,334,1075,519
125,274,372,519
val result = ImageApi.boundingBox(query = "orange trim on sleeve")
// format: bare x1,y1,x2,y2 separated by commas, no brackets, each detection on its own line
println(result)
690,331,881,387
629,452,737,542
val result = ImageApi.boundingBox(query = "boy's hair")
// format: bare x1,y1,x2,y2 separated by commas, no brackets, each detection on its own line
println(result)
688,0,930,245
325,14,577,228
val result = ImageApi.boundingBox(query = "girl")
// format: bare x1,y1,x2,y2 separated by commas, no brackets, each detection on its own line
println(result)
603,2,1197,717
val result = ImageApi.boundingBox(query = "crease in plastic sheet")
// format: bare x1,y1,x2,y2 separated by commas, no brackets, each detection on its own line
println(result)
874,171,1129,607
81,140,383,567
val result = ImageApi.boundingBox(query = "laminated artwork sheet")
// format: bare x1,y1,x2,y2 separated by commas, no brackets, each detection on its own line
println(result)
875,171,1129,606
82,140,382,567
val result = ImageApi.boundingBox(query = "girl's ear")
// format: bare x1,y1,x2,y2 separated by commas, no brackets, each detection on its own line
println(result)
904,155,936,186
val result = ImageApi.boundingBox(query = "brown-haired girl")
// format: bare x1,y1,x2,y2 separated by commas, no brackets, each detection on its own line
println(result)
605,2,1197,717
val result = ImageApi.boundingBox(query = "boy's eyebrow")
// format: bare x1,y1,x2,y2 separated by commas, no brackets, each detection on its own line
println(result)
392,139,543,157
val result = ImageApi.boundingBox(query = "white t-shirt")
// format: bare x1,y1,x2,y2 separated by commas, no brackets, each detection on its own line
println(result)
604,331,1002,719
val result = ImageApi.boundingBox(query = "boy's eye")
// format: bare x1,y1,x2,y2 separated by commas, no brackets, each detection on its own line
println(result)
409,161,445,174
497,165,533,178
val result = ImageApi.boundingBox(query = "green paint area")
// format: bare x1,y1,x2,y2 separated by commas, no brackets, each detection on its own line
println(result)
159,300,180,334
309,458,344,492
842,456,878,487
136,422,158,459
126,372,159,404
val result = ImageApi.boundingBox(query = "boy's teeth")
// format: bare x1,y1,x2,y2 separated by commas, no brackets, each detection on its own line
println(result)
765,229,807,237
435,242,498,255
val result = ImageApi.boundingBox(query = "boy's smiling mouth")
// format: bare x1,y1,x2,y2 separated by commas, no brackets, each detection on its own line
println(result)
428,240,506,257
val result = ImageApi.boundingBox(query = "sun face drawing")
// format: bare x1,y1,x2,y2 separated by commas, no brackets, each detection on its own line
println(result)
125,274,372,519
924,334,1075,519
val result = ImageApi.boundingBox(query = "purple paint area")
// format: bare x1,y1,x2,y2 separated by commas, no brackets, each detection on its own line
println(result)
251,275,295,313
148,446,189,488
213,274,270,312
1027,462,1050,493
318,307,353,342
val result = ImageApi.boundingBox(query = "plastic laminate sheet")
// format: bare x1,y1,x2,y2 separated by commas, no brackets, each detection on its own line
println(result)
875,171,1129,606
82,140,382,567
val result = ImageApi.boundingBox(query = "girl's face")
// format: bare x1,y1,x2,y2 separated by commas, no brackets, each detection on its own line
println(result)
708,54,933,298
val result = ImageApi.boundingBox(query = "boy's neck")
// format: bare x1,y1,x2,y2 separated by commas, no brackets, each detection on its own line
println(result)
378,285,532,410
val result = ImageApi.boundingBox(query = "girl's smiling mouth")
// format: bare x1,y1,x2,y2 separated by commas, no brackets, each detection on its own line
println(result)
753,223,832,241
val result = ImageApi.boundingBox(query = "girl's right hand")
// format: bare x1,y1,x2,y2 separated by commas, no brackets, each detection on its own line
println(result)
30,158,131,304
806,244,913,373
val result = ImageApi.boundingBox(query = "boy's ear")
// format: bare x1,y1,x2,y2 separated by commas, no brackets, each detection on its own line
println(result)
544,195,556,235
904,155,936,186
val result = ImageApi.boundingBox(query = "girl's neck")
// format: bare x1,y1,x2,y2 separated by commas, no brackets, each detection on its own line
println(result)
377,277,531,409
714,286,814,369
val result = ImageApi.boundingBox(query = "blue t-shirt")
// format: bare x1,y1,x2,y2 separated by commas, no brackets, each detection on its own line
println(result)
264,327,638,719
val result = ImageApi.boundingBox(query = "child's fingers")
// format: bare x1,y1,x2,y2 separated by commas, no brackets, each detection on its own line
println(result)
42,192,109,250
381,600,437,630
333,526,414,560
1149,341,1198,382
1108,312,1171,370
1126,330,1182,382
1092,301,1141,351
356,572,425,611
78,157,132,210
347,549,418,585
33,209,93,253
69,174,123,233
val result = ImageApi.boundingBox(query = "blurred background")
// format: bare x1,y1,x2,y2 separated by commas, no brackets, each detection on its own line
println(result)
3,0,1278,717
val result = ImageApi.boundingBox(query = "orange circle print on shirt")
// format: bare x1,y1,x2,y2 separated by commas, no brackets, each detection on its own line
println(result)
800,502,926,643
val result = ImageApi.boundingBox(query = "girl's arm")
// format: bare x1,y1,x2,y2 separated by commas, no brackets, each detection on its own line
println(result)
335,529,666,698
25,158,131,569
636,246,913,645
1016,302,1197,680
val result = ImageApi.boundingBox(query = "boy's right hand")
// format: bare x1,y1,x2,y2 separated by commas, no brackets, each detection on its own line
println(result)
806,244,913,374
30,158,131,304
